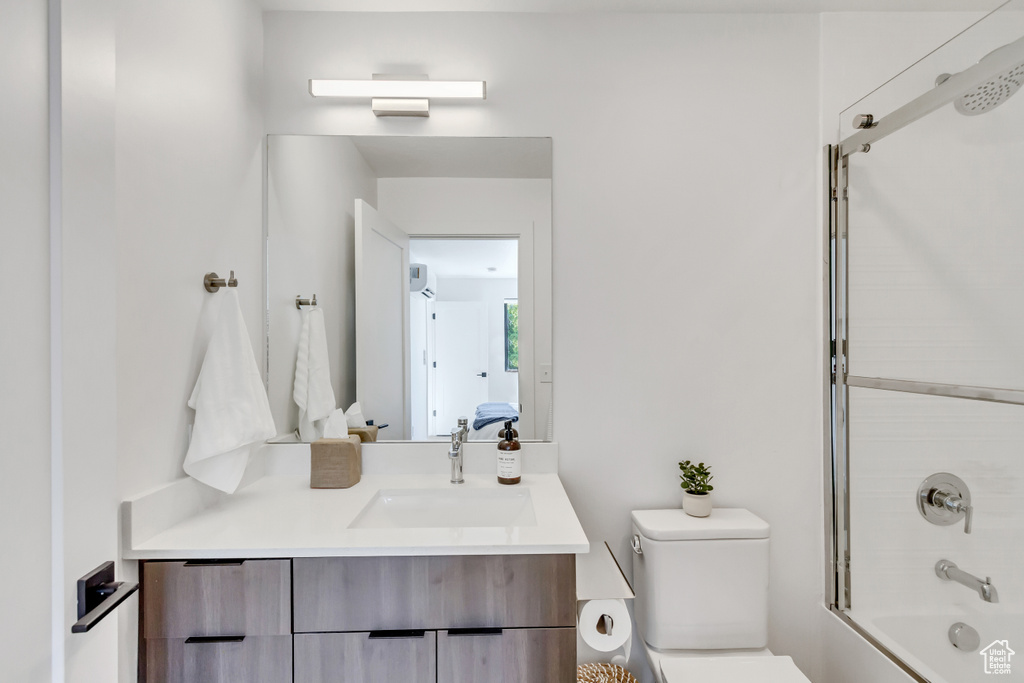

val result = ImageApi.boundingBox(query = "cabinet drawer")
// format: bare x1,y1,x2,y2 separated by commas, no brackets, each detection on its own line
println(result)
295,631,436,683
142,560,291,638
437,627,576,683
293,555,575,632
145,635,291,683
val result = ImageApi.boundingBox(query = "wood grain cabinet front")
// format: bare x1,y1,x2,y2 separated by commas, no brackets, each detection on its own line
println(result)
143,560,291,638
437,627,576,683
141,554,577,683
294,631,437,683
293,554,576,633
141,560,292,683
145,635,291,683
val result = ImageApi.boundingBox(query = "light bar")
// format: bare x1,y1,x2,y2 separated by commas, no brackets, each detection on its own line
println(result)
308,79,486,100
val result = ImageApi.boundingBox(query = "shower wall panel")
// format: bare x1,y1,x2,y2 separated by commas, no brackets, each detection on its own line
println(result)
848,387,1024,615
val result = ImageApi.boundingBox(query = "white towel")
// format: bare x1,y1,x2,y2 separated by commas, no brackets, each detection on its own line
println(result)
293,308,336,441
184,289,276,493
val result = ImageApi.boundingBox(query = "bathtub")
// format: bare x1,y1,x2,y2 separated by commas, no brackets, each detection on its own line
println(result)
854,610,1023,683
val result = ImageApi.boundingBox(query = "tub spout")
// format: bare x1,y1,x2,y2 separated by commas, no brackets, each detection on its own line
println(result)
935,559,999,603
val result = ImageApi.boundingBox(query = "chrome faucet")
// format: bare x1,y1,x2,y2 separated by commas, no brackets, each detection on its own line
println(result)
935,560,999,603
449,417,469,484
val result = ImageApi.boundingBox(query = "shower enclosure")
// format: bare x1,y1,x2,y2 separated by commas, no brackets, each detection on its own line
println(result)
828,4,1024,682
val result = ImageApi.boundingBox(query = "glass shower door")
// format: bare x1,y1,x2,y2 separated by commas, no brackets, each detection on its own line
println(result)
830,4,1024,682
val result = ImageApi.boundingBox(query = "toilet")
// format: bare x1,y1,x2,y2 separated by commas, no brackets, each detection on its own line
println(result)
630,508,811,683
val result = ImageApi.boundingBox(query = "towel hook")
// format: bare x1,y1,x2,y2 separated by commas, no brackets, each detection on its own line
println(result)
204,271,238,293
296,294,318,309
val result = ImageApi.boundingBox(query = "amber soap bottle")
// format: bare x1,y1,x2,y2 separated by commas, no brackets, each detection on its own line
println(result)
496,420,521,485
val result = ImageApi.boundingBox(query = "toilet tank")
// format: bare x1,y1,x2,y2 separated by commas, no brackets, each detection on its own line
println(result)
630,508,770,651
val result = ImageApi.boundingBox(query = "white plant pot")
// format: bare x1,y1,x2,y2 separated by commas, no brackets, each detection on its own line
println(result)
682,490,712,517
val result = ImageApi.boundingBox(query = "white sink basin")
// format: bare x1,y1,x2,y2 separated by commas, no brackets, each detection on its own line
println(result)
349,487,537,529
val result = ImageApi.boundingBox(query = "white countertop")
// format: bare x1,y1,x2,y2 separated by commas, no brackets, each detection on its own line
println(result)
123,442,589,559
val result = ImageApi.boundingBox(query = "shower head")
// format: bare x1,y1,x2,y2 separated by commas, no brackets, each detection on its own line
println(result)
936,43,1024,116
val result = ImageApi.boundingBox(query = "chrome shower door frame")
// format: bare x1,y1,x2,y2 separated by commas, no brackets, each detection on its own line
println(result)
826,29,1024,683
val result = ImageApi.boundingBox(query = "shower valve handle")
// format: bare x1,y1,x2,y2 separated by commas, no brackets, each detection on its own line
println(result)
932,489,972,534
917,473,973,535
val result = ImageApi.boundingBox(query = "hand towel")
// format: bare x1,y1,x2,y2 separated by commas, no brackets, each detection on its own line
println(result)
185,289,276,493
293,308,336,441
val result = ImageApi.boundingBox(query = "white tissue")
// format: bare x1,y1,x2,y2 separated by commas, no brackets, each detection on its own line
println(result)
344,401,367,429
322,408,350,438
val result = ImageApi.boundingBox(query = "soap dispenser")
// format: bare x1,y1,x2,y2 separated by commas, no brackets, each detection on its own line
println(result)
497,420,521,485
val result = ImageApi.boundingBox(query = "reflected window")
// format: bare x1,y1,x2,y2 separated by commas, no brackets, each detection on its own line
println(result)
505,300,519,372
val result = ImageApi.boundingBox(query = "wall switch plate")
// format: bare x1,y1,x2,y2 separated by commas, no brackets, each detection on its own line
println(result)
540,364,553,383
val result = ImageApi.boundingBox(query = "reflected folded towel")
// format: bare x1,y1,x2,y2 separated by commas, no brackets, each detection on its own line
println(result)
185,289,276,493
472,402,519,431
293,308,336,441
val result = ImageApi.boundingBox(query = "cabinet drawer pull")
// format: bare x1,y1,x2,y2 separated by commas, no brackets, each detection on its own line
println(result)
447,628,503,637
185,635,245,644
183,559,245,566
368,630,427,639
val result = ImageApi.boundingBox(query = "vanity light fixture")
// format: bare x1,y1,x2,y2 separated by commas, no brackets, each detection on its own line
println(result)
308,75,486,117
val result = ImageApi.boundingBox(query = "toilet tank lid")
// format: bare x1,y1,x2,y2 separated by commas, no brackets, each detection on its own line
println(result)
631,508,769,541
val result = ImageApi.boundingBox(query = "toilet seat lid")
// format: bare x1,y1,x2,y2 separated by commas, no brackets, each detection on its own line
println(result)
660,656,810,683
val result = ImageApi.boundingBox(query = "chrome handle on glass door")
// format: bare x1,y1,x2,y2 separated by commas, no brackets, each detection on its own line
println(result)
917,473,973,534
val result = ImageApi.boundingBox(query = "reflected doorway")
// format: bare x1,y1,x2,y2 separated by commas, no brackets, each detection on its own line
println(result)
409,238,519,439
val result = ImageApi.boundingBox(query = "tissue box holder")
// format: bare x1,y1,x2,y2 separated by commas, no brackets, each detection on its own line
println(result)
310,436,362,488
348,426,379,443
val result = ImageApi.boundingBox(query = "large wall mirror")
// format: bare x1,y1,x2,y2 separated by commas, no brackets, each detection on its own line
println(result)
265,136,553,443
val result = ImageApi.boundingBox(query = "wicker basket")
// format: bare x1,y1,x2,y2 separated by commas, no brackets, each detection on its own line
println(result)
576,663,639,683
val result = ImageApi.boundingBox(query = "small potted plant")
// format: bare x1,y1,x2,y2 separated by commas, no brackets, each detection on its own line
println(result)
678,459,713,517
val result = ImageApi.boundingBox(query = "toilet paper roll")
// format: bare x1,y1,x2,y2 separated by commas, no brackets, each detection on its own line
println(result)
578,599,632,655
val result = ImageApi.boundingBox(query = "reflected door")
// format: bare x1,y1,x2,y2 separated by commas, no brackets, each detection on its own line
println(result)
434,302,488,436
355,200,410,439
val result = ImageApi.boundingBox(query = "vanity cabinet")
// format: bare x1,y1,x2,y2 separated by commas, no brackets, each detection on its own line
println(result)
141,554,575,683
140,559,292,683
292,554,576,683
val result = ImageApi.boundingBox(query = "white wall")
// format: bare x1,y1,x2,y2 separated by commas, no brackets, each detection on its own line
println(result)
59,0,120,679
265,12,824,679
114,0,264,679
0,0,52,680
266,135,378,434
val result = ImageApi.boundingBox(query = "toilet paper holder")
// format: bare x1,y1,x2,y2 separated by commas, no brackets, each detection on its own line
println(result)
599,614,614,635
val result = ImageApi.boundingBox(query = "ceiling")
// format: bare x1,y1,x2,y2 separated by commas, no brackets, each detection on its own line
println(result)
350,136,552,179
261,0,1004,13
410,238,518,279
